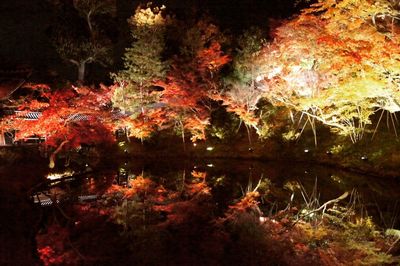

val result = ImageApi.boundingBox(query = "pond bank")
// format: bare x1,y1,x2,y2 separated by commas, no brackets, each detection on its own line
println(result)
120,133,400,180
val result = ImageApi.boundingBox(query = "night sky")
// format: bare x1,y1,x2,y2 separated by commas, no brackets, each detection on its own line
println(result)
0,0,309,79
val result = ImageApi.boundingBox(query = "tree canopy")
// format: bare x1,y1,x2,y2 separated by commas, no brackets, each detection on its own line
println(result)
2,0,400,165
253,0,400,143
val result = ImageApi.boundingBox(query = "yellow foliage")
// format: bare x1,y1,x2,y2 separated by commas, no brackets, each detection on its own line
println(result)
258,0,400,142
130,4,168,27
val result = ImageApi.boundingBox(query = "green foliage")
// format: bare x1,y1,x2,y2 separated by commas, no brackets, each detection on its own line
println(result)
385,228,400,238
54,35,112,65
369,149,384,162
230,27,266,85
207,107,242,141
329,144,345,155
179,18,222,59
256,123,273,140
112,5,170,115
335,218,397,265
282,129,300,142
256,103,285,139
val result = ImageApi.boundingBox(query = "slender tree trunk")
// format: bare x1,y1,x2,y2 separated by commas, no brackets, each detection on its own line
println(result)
49,140,69,169
0,130,5,146
87,11,93,37
78,62,86,82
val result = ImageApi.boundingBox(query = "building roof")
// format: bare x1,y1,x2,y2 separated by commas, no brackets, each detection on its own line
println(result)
0,78,26,100
0,67,32,101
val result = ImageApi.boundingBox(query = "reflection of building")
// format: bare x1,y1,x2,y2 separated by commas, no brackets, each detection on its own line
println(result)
31,172,99,207
32,192,59,207
32,191,98,207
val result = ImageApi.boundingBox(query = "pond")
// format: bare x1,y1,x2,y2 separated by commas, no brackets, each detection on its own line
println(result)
33,158,400,228
4,158,400,265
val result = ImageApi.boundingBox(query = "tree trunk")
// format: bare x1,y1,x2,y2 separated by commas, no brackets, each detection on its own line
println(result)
0,130,5,146
78,62,86,82
87,11,93,37
49,140,69,169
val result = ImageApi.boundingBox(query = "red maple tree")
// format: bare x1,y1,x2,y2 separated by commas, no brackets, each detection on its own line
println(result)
0,84,117,167
156,41,230,142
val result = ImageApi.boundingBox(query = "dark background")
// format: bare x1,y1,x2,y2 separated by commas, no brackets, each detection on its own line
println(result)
0,0,311,81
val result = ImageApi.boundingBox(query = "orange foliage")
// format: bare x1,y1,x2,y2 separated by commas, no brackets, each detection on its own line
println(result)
228,191,260,212
153,40,230,141
197,41,231,73
191,170,206,179
211,93,260,128
0,84,116,166
124,176,153,198
120,108,168,139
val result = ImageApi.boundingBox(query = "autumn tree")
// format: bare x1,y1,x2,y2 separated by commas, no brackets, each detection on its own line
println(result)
111,14,230,142
0,84,116,168
156,19,230,142
216,27,266,138
112,4,170,117
256,0,400,143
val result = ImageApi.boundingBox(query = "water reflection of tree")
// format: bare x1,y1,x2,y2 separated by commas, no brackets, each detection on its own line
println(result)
34,167,400,265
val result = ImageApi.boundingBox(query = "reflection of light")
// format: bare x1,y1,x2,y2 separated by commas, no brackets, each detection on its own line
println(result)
193,143,197,147
330,175,342,183
118,141,125,147
259,216,267,223
207,164,214,168
304,149,309,153
193,166,198,169
206,146,214,151
46,170,74,180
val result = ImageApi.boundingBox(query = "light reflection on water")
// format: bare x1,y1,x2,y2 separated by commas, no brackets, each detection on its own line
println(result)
35,158,400,228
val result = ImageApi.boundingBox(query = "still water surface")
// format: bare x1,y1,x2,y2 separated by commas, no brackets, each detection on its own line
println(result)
33,158,400,228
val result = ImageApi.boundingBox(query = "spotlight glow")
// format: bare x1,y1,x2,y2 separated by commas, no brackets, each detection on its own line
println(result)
46,170,74,180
